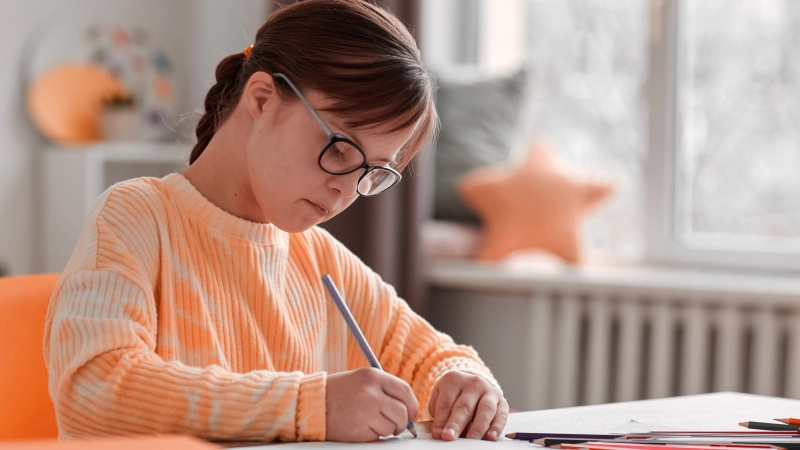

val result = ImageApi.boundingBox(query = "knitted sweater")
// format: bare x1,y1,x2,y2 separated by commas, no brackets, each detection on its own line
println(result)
43,173,497,442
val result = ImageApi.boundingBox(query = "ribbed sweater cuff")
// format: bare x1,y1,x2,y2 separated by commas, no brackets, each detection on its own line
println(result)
296,371,326,441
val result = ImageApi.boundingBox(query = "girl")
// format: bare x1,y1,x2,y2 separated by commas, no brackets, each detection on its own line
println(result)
44,0,508,443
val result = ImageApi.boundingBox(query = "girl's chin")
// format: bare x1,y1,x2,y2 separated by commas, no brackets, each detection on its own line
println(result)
273,216,330,234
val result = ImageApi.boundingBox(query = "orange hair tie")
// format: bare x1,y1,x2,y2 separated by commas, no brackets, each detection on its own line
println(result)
243,45,253,59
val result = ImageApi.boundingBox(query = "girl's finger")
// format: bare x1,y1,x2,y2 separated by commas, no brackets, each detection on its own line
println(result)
380,397,410,436
430,384,461,439
485,399,510,441
428,383,440,419
379,374,418,420
441,390,480,441
464,395,499,439
370,412,398,439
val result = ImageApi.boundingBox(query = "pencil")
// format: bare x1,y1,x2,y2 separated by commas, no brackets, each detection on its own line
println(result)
548,439,800,450
505,432,625,441
553,442,782,450
739,422,800,432
775,419,800,426
321,274,417,438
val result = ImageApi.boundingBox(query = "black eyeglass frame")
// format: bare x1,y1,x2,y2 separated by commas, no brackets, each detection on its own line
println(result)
272,72,403,197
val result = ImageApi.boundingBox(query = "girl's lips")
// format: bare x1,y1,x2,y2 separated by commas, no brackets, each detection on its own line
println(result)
306,199,329,217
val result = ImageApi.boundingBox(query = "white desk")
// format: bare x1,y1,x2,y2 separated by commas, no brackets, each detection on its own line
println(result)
234,392,800,448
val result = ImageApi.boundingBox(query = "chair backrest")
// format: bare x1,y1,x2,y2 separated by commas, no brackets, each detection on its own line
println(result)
0,273,61,440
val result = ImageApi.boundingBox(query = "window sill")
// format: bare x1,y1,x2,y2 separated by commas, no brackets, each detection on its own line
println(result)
425,256,800,306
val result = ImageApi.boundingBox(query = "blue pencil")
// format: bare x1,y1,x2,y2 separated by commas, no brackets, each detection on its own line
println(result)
321,274,418,438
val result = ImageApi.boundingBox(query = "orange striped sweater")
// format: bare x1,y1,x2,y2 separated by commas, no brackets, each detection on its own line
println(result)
43,173,497,442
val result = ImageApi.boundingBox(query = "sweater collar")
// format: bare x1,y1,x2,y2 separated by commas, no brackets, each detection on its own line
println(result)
163,172,289,245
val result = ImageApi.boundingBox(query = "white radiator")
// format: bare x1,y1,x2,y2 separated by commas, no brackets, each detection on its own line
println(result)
427,261,800,411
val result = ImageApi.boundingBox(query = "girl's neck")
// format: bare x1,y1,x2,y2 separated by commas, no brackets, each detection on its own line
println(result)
181,120,266,224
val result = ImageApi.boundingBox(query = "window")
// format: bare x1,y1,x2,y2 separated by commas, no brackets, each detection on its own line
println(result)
522,0,649,260
450,0,800,272
676,0,800,254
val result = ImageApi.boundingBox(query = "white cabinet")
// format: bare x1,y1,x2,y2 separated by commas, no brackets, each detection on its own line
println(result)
39,142,188,273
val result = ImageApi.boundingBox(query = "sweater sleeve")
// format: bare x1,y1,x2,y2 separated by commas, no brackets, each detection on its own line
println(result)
45,271,326,442
321,231,501,422
43,188,327,442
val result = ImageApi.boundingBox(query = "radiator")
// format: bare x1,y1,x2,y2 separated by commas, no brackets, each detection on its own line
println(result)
427,261,800,411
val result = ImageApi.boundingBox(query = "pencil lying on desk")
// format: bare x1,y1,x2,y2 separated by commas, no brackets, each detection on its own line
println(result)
739,422,800,432
321,274,417,438
552,442,784,450
542,439,800,450
505,432,625,441
775,419,800,426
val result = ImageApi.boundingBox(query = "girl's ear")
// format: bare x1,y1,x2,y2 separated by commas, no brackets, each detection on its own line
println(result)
243,72,278,120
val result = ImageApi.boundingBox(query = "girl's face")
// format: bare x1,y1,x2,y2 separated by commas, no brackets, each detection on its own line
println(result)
244,76,416,233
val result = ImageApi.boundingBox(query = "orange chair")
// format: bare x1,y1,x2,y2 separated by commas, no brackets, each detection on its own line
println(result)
0,273,61,440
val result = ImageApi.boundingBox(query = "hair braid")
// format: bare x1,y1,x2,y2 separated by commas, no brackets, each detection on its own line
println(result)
190,52,248,164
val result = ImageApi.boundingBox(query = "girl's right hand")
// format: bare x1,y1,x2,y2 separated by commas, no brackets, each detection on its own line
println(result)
325,367,419,442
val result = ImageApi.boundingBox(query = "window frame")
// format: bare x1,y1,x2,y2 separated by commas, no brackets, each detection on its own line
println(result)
646,0,800,274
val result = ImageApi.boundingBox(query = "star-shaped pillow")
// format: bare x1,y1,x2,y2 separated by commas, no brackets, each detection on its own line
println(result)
457,141,613,263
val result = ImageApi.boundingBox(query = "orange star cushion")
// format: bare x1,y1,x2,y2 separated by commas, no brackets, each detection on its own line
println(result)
458,141,613,263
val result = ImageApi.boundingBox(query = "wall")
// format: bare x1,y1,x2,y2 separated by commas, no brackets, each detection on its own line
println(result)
0,0,267,276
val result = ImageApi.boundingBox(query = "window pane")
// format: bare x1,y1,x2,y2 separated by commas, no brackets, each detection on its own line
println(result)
524,0,649,259
677,0,800,250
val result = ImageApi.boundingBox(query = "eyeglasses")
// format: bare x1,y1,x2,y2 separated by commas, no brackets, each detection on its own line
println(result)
272,73,402,197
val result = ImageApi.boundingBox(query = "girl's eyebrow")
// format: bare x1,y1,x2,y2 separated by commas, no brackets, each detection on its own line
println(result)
327,117,399,165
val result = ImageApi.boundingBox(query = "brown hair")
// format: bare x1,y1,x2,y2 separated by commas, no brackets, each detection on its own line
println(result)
190,0,438,169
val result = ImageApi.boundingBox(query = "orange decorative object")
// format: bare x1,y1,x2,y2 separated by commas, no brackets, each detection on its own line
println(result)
458,141,613,263
27,63,126,144
0,273,61,440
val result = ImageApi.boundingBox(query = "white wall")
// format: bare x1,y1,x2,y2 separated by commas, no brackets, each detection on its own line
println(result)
0,0,267,276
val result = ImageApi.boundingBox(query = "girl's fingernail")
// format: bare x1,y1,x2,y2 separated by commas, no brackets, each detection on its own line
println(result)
432,426,442,435
444,427,456,438
488,430,498,440
469,431,481,439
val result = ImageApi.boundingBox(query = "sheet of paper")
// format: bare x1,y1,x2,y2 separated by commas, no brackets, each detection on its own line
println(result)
225,420,532,448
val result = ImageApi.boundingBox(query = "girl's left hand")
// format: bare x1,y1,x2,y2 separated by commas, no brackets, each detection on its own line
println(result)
427,371,509,441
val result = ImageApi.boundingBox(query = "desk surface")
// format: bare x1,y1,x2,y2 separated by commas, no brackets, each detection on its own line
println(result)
236,392,800,449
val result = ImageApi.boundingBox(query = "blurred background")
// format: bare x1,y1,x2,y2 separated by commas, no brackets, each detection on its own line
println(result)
2,0,800,414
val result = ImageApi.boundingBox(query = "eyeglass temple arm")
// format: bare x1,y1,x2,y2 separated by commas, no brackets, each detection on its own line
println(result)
272,73,334,136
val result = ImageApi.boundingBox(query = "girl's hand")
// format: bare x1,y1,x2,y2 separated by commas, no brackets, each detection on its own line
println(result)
428,371,508,441
326,367,419,442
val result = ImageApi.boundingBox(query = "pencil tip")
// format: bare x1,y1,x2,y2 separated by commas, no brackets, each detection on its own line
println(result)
409,427,417,438
505,432,515,439
534,438,545,445
775,418,790,423
739,421,749,427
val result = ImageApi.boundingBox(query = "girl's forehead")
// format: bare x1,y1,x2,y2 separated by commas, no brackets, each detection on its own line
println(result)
299,92,412,163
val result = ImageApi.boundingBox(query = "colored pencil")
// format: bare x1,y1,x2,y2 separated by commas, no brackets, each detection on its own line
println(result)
608,440,800,450
556,442,782,450
536,438,800,448
505,432,625,441
776,420,800,427
321,274,417,438
651,432,800,436
740,422,800,432
534,438,641,447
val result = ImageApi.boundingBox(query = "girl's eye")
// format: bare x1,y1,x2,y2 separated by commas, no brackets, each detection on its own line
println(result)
329,144,347,159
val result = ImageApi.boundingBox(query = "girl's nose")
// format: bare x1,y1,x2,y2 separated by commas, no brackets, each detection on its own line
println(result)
327,170,362,198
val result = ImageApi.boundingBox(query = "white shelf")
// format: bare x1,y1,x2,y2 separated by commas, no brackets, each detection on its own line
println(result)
39,141,190,273
56,141,189,163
